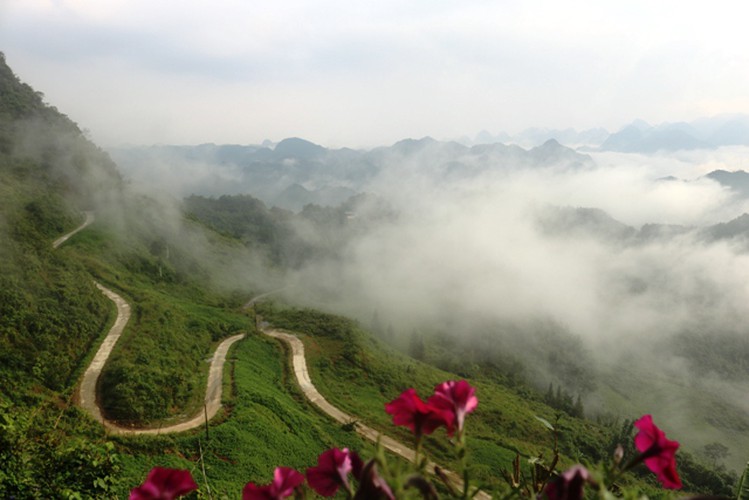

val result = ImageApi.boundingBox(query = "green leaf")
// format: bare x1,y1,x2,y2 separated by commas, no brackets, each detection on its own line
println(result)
737,462,749,500
534,415,555,431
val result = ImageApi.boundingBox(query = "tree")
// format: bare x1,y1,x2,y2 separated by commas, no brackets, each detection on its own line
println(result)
409,330,425,361
573,394,584,418
703,442,730,468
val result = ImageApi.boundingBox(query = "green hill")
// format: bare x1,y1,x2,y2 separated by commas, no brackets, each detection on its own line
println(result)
0,51,362,498
0,52,737,497
0,51,122,397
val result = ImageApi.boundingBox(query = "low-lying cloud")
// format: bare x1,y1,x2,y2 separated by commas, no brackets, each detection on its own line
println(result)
279,147,749,467
117,141,749,468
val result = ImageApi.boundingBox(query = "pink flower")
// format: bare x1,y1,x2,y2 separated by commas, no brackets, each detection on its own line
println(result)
541,465,590,500
306,448,363,497
243,467,305,500
129,467,198,500
633,414,682,489
385,388,452,436
428,380,478,435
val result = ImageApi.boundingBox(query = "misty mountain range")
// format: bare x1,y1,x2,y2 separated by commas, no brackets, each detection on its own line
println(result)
469,114,749,153
110,136,594,211
536,205,749,247
537,167,749,245
112,132,749,217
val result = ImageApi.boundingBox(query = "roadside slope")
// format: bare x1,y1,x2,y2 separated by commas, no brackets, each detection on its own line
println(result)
77,282,245,435
54,218,245,435
260,324,490,498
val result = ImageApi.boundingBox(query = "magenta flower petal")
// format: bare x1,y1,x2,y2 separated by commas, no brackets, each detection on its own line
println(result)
242,482,275,500
129,467,198,500
306,448,358,497
272,467,305,498
385,388,452,436
354,459,395,500
428,380,478,435
542,465,590,500
243,467,304,500
633,414,682,489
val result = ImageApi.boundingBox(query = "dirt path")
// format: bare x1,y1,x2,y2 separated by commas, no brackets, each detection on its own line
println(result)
54,218,245,435
261,328,417,459
77,283,245,435
53,211,95,248
77,283,132,428
261,326,490,498
58,216,486,493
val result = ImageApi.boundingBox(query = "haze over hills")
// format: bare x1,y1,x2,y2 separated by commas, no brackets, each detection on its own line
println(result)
115,115,749,477
466,115,749,152
110,136,594,210
4,47,749,497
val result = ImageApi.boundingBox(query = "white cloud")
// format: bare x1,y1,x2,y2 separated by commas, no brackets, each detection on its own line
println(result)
3,1,749,145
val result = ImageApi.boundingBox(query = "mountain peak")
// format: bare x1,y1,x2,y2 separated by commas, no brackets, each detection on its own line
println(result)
273,137,327,159
540,138,561,147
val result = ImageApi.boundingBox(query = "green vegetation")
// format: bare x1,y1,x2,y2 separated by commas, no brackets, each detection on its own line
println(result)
676,328,749,380
184,193,310,267
184,191,395,269
0,51,363,496
97,290,248,423
257,304,603,489
0,52,284,495
0,51,120,398
112,331,366,497
0,400,121,498
0,50,739,497
256,302,737,496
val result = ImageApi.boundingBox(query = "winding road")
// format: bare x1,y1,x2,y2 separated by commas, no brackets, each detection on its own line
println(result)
53,211,95,249
76,281,244,434
261,327,418,461
58,216,489,495
55,216,245,435
260,324,490,499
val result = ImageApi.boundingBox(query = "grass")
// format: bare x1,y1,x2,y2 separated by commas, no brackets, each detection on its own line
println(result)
6,194,733,495
256,303,744,495
57,222,253,424
592,361,749,472
113,330,366,497
256,303,614,493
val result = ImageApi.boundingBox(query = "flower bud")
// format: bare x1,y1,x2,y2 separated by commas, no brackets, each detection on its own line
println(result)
614,445,624,465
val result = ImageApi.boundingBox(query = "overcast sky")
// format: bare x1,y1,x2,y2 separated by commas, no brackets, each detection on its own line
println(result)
2,1,748,148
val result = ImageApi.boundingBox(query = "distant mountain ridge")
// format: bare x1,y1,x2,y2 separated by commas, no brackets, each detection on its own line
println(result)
110,136,592,211
536,204,749,247
596,115,749,153
467,115,749,151
705,170,749,198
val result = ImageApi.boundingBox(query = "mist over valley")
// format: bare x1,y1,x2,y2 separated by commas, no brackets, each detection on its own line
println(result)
5,2,749,495
111,132,749,470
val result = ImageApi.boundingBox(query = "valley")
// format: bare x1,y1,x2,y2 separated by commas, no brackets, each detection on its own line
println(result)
0,50,745,498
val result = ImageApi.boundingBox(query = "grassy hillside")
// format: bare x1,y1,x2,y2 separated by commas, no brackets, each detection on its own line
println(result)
0,52,127,497
113,329,367,497
0,52,284,496
61,221,252,424
0,51,737,497
255,302,737,496
0,51,121,399
0,51,370,497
